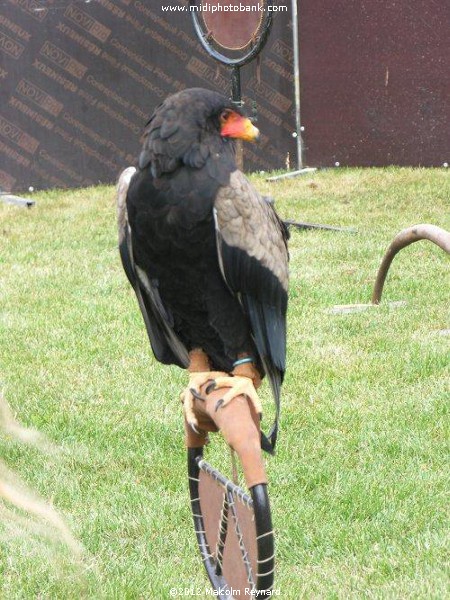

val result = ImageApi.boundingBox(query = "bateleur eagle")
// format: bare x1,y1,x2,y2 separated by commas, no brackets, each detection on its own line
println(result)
117,88,289,452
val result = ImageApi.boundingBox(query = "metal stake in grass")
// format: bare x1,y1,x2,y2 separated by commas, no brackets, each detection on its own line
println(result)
331,223,450,314
372,224,450,304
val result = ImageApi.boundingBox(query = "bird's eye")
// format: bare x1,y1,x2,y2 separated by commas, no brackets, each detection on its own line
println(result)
220,109,233,124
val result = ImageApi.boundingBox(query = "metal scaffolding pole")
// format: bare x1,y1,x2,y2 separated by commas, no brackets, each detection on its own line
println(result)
267,0,317,182
292,0,302,170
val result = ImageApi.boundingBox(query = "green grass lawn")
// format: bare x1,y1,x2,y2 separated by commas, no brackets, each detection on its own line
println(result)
0,168,449,599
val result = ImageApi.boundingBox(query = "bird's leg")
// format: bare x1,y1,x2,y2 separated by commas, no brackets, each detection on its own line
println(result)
232,355,262,388
181,349,227,433
209,354,263,417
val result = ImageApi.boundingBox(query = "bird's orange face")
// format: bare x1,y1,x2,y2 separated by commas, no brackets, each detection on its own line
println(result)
219,109,260,142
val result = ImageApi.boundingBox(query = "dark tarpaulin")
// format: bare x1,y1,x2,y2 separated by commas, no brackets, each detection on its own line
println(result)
0,0,295,193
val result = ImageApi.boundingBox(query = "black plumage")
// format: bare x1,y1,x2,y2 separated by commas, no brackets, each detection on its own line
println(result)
117,88,289,449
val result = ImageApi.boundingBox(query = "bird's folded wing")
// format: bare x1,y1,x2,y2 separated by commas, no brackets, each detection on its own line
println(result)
213,170,289,451
117,167,189,368
213,170,289,378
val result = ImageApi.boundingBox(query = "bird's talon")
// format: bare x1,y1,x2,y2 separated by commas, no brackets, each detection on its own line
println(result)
182,371,229,431
190,388,206,402
215,399,224,412
189,422,201,435
205,381,217,395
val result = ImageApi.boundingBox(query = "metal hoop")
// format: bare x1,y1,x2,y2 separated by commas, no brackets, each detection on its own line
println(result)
188,447,275,595
189,0,274,67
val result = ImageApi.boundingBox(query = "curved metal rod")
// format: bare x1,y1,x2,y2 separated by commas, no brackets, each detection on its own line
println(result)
372,224,450,304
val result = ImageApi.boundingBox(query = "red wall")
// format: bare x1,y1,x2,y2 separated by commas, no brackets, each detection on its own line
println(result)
298,0,449,167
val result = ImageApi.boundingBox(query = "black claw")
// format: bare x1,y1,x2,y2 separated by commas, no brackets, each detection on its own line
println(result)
215,399,224,412
205,381,217,395
189,422,201,435
190,388,206,402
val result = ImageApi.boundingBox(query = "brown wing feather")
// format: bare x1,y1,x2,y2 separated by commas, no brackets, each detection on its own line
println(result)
214,170,289,294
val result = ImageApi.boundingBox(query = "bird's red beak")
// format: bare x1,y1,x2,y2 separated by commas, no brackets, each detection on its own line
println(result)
220,113,260,142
